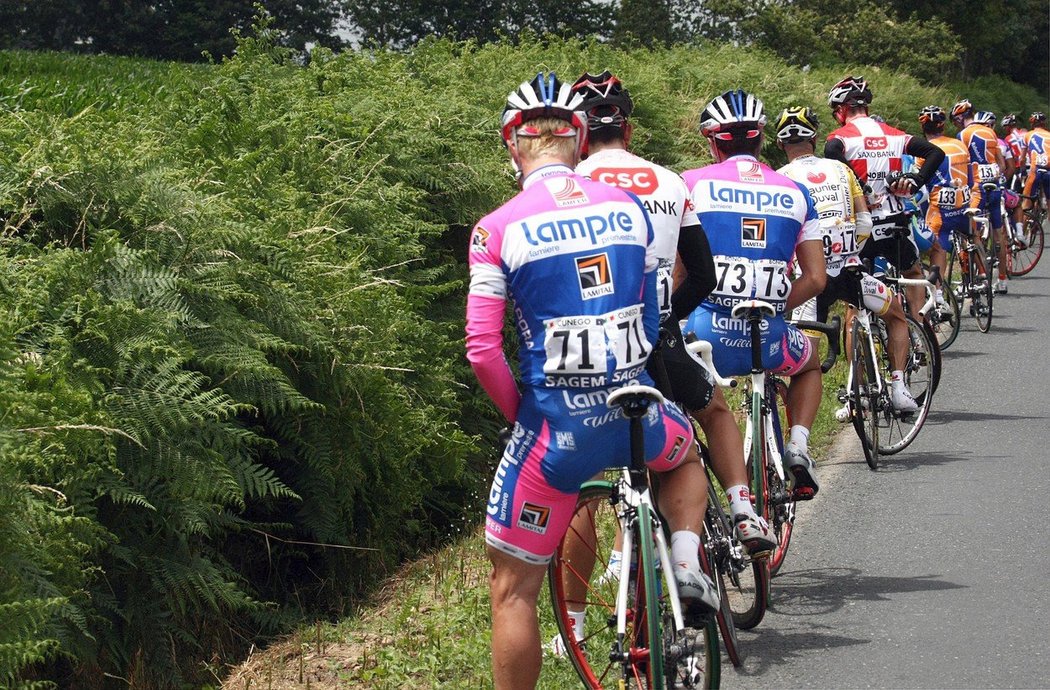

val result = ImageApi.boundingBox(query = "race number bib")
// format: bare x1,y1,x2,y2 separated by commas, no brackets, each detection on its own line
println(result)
1035,154,1049,167
976,163,1000,182
936,186,969,207
710,257,790,312
819,218,858,267
542,305,649,375
656,259,674,317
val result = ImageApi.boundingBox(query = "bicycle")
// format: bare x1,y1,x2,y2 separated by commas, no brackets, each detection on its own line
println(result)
1009,189,1047,276
923,264,961,351
838,264,938,468
728,300,839,628
944,210,994,333
547,385,720,689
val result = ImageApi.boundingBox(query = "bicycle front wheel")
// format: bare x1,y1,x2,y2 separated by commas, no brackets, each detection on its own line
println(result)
876,315,935,455
1009,213,1045,276
766,378,795,577
849,318,880,470
929,283,961,351
701,481,742,668
968,250,993,332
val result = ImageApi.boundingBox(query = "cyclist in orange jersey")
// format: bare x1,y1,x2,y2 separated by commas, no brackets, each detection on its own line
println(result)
1002,114,1030,241
1023,112,1050,210
952,100,1010,293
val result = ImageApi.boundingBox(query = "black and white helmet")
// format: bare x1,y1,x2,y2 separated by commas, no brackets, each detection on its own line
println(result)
974,110,996,126
501,72,587,146
828,76,873,109
571,71,634,129
699,89,766,139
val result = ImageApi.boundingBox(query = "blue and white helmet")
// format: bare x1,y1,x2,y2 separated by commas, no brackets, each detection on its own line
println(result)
973,110,997,126
700,89,766,139
501,72,587,145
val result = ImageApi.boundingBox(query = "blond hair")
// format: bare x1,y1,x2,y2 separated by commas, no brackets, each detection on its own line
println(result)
515,117,578,162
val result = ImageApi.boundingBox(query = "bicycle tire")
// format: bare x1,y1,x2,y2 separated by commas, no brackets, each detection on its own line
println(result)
921,318,942,396
636,503,666,689
929,282,961,351
700,480,742,668
1009,213,1045,276
849,317,879,470
876,315,935,455
968,249,993,333
766,378,795,578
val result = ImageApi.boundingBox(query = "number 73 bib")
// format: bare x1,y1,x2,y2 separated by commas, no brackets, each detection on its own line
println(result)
709,257,791,313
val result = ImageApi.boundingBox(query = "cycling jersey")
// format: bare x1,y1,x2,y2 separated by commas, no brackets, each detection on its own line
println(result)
959,123,1004,227
922,135,974,248
1006,128,1029,163
777,154,866,277
576,148,700,321
1024,127,1050,199
825,116,912,224
681,155,820,377
999,138,1015,168
578,148,716,412
467,162,693,564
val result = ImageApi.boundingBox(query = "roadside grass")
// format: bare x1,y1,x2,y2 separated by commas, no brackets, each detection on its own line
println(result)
222,330,851,689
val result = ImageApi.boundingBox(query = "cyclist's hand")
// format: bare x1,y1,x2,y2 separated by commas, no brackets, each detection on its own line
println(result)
888,172,921,196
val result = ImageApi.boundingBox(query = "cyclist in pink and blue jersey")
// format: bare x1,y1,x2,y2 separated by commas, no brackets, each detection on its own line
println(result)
466,72,717,690
682,90,828,498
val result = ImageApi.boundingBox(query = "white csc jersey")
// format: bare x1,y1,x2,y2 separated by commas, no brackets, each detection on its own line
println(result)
578,148,699,318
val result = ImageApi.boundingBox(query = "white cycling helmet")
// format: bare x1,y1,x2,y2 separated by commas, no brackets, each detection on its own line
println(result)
699,89,766,139
501,72,587,145
973,110,996,126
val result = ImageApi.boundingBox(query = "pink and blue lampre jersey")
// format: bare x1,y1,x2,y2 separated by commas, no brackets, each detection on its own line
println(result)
681,156,820,316
467,164,658,397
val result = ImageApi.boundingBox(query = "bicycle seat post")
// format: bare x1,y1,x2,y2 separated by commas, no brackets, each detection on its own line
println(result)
606,385,666,489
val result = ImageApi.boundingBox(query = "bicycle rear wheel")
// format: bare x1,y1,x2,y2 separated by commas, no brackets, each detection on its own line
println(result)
928,283,961,351
766,378,795,578
1008,212,1045,276
968,250,993,332
700,479,742,668
876,315,935,455
728,398,770,630
849,318,880,470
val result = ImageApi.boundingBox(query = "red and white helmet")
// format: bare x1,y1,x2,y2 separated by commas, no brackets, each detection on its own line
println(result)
950,99,974,122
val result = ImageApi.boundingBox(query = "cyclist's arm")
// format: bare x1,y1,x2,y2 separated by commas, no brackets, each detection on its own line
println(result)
786,239,826,311
850,170,873,248
904,137,945,188
669,223,716,322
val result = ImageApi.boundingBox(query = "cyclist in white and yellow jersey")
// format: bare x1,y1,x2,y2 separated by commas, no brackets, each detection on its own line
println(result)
776,107,918,413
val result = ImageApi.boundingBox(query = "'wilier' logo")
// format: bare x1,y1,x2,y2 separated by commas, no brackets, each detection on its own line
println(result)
741,217,767,248
576,253,614,300
517,502,551,534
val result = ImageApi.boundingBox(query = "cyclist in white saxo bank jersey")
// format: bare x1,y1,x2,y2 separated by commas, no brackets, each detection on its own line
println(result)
775,106,918,413
573,72,776,551
824,76,944,318
682,90,828,499
465,72,716,690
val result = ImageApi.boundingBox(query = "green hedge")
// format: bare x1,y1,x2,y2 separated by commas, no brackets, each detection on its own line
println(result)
0,29,1044,687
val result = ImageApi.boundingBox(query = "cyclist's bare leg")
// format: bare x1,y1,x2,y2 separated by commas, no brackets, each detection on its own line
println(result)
693,388,747,490
903,262,925,321
881,296,911,374
656,443,708,535
786,350,821,432
927,238,947,288
488,548,546,690
995,225,1009,280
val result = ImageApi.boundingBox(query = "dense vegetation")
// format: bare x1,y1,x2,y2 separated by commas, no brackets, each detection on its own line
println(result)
0,24,1045,688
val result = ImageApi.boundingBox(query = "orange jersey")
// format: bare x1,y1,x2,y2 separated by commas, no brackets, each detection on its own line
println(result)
923,135,973,212
958,123,1003,184
1025,127,1050,169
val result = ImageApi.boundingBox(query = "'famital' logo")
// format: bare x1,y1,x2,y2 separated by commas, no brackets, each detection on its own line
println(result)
741,217,767,248
592,167,659,195
806,171,827,184
547,177,590,207
576,253,615,300
470,227,490,252
517,502,551,534
864,137,888,150
737,160,764,183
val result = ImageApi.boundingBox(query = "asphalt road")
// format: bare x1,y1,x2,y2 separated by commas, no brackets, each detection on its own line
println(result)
721,249,1050,688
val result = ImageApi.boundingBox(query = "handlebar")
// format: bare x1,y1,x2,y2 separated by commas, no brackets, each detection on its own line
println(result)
788,316,842,374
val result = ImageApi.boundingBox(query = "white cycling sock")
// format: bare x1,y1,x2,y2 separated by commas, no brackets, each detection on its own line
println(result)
568,609,585,641
788,425,810,453
725,484,757,520
670,530,702,573
891,370,905,385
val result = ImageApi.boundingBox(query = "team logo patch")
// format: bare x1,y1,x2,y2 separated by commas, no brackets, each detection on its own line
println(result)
575,253,615,300
555,430,577,450
547,177,589,207
864,136,888,150
807,171,827,184
741,217,767,248
470,227,490,252
592,167,659,195
517,502,551,534
736,160,764,183
665,435,686,463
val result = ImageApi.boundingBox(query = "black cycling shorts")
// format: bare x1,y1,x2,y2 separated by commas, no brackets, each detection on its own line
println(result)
862,215,920,271
646,319,715,413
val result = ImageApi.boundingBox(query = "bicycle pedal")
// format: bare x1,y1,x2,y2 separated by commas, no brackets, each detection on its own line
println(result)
791,487,817,501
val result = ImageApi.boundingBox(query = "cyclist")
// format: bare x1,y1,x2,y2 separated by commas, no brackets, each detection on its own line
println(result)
824,76,945,319
1023,112,1050,211
467,72,716,689
573,71,776,552
952,99,1010,294
681,90,827,498
1002,113,1030,243
917,105,981,295
775,106,918,413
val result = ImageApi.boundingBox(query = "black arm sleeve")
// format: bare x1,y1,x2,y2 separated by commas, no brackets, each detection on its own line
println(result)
669,223,715,322
905,136,946,187
824,137,866,188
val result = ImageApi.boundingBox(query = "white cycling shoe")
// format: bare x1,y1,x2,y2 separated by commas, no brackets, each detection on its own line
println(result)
890,382,919,413
674,566,720,618
733,513,777,556
784,444,819,500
